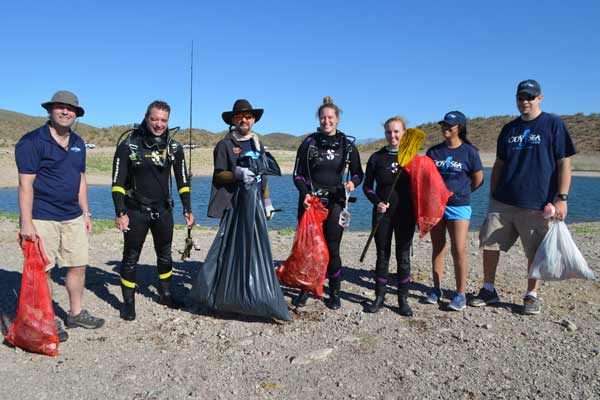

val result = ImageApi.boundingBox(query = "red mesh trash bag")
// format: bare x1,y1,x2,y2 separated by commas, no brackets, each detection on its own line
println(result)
276,196,330,297
404,155,453,238
6,236,59,356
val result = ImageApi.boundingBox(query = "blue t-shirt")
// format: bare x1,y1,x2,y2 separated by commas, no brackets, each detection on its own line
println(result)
15,124,86,221
494,112,576,210
426,142,483,206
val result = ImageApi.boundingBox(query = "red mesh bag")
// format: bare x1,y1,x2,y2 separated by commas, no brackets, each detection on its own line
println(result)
404,155,453,238
276,196,330,297
6,236,59,356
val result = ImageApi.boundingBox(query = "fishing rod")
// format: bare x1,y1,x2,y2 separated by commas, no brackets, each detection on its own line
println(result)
181,40,200,261
188,40,193,178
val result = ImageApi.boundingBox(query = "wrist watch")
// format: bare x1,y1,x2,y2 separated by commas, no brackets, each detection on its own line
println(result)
82,212,92,217
557,193,569,201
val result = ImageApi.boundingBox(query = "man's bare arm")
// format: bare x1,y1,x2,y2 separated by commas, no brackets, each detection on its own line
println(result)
18,173,37,240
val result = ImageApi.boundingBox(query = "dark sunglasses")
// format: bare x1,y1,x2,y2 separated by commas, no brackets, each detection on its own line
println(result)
234,113,255,122
517,93,537,102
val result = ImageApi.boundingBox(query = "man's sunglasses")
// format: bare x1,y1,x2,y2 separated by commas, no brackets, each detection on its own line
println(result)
517,93,537,102
234,113,255,122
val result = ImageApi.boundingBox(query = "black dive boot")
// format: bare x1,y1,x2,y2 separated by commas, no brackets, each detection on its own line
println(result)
325,278,341,310
397,283,413,317
364,281,387,313
120,286,136,321
158,280,184,309
292,291,309,308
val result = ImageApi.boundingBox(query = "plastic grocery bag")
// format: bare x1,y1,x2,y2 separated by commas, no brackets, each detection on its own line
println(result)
529,221,596,281
403,155,453,238
6,236,59,356
189,181,291,321
277,196,330,297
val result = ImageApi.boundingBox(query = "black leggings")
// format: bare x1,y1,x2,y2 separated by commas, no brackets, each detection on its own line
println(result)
373,206,415,283
120,208,174,285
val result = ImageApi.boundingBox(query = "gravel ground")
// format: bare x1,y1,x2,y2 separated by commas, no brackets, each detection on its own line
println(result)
1,218,599,400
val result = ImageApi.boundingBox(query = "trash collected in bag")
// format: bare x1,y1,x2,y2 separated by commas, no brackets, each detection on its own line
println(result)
403,155,453,238
189,181,291,321
529,221,596,281
277,196,330,297
6,236,59,356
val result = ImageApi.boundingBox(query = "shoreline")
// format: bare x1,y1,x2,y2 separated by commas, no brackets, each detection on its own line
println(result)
1,148,599,189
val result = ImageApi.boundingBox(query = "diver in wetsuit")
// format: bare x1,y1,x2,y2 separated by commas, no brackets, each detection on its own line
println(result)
362,116,415,316
292,96,363,310
111,100,195,321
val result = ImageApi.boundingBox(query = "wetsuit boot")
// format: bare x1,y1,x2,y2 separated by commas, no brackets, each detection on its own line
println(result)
158,280,184,309
397,282,413,317
292,291,309,308
325,277,341,310
364,280,387,313
120,263,137,321
120,286,136,321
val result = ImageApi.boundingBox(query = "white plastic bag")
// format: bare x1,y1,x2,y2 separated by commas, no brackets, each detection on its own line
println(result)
529,221,596,281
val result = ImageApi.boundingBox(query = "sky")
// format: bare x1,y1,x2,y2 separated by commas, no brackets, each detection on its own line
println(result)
1,0,599,140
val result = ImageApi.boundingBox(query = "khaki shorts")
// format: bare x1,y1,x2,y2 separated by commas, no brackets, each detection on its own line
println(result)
33,216,89,271
479,198,550,260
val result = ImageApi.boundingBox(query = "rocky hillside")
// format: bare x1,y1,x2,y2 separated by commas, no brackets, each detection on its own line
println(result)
1,109,598,153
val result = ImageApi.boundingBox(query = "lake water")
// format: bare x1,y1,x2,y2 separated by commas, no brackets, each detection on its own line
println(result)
2,169,599,231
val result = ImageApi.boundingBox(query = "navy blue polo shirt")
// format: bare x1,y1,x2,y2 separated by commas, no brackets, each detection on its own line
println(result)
15,123,86,221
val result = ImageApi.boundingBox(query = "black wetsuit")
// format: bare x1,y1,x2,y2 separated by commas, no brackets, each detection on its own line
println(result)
293,130,363,283
363,147,415,285
111,124,191,290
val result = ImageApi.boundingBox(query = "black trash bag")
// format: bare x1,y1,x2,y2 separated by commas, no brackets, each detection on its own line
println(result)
189,181,291,321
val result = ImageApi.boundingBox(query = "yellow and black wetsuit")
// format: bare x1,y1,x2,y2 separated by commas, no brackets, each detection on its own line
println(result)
111,123,191,305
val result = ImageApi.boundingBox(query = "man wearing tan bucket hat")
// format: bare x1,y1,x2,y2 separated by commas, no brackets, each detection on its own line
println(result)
15,90,105,342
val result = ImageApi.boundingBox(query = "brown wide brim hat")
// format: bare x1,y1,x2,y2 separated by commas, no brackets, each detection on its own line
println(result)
221,99,263,125
41,90,85,117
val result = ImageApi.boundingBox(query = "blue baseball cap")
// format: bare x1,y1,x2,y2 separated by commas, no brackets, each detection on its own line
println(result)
438,111,467,127
516,79,541,96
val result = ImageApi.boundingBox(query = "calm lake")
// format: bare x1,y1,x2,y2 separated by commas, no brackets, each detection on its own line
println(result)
2,169,599,231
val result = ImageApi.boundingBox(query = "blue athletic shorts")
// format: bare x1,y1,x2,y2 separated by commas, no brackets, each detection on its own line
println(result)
444,205,472,220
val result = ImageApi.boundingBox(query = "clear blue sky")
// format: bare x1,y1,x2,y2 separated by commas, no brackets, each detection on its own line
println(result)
1,0,599,140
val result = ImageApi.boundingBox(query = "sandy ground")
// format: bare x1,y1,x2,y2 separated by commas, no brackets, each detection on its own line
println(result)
1,216,599,399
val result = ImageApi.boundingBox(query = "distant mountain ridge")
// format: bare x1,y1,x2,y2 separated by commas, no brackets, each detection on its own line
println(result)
1,109,598,153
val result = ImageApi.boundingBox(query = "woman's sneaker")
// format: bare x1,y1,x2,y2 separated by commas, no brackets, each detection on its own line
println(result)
468,288,500,307
523,295,541,315
425,288,443,304
448,294,467,311
66,310,105,329
55,318,69,342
